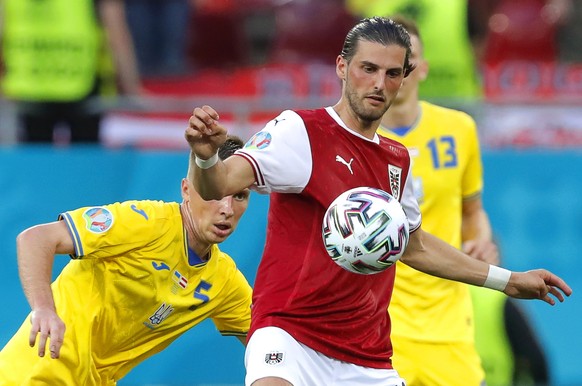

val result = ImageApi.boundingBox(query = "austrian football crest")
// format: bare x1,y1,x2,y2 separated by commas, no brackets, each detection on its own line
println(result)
388,164,402,200
265,351,284,365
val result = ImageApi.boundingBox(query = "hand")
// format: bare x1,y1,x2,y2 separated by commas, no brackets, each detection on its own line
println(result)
29,308,66,359
185,105,228,159
504,269,572,305
463,239,499,265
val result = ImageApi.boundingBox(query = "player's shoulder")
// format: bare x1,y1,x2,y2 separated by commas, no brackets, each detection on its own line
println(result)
117,199,177,214
292,107,334,124
108,200,180,225
257,109,305,133
378,134,409,154
263,108,330,137
65,200,175,219
210,245,243,275
421,101,477,131
272,109,303,123
422,101,475,122
293,107,326,117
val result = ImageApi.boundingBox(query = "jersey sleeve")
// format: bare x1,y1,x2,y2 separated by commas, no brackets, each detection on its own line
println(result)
235,110,312,194
211,268,253,336
58,201,164,259
401,166,422,233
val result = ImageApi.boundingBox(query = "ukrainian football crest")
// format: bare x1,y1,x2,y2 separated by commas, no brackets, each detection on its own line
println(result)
143,303,174,329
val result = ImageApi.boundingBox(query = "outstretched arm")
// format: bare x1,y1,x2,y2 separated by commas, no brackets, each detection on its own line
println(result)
16,221,75,359
185,106,256,200
401,229,572,305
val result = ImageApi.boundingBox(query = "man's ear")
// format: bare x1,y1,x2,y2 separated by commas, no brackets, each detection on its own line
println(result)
417,59,429,82
181,178,189,201
336,55,347,81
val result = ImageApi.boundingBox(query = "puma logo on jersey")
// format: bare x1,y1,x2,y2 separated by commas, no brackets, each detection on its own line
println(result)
336,155,354,174
273,118,286,126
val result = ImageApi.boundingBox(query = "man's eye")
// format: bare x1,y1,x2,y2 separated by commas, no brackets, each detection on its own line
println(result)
234,192,249,201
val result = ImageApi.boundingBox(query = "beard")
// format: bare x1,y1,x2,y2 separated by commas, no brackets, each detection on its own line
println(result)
345,85,390,123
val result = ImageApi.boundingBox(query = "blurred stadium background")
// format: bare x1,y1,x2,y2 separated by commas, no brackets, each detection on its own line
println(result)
1,0,581,385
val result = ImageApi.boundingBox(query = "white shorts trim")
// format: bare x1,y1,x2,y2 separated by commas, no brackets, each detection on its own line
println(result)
245,326,406,386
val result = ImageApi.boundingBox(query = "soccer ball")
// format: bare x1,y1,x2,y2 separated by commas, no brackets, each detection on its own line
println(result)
322,187,410,275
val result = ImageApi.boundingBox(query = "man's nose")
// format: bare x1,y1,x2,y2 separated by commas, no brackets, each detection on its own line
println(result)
220,196,234,217
374,73,387,91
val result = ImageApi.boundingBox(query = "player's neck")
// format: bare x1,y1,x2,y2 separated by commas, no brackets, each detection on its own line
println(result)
332,101,380,140
180,202,211,261
381,99,420,130
187,245,210,265
188,242,211,262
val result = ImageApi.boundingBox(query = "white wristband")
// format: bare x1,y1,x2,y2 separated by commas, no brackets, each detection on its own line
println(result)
483,265,512,291
194,152,219,169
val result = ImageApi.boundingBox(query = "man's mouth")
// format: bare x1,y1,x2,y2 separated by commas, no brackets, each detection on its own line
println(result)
366,94,385,102
213,222,233,238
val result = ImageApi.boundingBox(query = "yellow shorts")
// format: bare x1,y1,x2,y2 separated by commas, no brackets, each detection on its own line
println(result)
392,336,486,386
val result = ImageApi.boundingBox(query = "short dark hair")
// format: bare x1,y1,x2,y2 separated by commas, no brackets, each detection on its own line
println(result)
218,135,244,160
340,16,415,77
389,15,422,44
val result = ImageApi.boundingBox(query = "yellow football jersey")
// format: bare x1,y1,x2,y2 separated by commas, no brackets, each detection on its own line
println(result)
0,200,252,385
379,101,483,342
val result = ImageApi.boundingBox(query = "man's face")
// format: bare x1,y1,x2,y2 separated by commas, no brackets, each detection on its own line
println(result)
339,40,408,122
182,179,250,245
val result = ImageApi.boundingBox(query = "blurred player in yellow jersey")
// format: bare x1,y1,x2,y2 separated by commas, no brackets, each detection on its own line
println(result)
0,136,252,385
378,17,499,386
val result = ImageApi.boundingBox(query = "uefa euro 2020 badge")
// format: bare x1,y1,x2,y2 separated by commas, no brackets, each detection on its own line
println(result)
82,207,114,233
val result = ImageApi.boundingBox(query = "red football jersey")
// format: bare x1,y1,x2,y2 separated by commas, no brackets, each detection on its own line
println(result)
238,108,419,368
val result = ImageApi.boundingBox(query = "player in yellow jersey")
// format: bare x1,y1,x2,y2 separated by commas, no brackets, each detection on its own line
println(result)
0,136,252,385
378,17,499,386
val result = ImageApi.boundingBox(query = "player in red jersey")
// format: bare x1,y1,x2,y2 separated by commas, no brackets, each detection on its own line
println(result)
185,17,572,386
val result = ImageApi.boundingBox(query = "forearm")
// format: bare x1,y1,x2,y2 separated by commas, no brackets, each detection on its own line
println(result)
189,151,232,200
403,228,570,304
462,207,492,242
16,221,74,311
401,229,492,287
188,148,256,200
16,221,73,357
16,227,58,311
461,198,499,264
